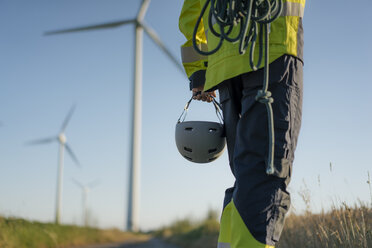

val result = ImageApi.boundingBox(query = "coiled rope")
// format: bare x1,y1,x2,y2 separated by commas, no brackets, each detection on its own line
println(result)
192,0,283,175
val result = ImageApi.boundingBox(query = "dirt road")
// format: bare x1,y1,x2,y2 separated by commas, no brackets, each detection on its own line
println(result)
81,238,180,248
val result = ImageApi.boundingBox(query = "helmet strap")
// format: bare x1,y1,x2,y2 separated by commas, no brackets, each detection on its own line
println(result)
177,97,224,125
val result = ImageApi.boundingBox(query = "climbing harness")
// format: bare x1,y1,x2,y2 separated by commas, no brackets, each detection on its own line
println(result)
176,97,226,163
192,0,283,175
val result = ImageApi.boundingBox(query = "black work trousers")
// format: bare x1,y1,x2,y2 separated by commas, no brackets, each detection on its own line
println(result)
217,55,303,246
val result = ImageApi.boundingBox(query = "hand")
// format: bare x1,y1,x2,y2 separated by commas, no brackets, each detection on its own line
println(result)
192,86,216,103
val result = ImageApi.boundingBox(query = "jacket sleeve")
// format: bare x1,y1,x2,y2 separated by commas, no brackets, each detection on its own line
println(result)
179,0,208,90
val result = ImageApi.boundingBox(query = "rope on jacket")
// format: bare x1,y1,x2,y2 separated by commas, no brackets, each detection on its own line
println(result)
192,0,283,175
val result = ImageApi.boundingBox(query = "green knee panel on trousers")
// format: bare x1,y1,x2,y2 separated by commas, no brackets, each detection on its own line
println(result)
218,200,275,248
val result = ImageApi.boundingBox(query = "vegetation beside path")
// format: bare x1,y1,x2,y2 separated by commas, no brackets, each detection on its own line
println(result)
0,216,149,248
154,203,372,248
1,203,371,248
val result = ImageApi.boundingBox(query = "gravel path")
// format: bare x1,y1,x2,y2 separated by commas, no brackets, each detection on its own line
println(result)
80,238,180,248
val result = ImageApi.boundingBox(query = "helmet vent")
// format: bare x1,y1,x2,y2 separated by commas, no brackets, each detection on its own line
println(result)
183,155,192,161
208,148,217,153
184,147,193,153
185,127,193,131
209,128,217,133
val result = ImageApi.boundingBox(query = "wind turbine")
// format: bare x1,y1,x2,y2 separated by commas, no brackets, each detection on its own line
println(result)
72,178,100,227
44,0,184,231
27,105,80,224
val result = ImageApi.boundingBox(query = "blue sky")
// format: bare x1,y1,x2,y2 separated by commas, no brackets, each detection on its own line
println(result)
0,0,371,231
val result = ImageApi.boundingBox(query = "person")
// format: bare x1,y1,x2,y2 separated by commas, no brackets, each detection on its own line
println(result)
179,0,306,247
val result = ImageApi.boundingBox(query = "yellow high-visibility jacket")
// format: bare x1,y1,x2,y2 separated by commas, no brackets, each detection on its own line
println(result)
179,0,306,91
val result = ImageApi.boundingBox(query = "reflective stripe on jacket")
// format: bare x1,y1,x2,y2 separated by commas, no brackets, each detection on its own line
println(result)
179,0,306,91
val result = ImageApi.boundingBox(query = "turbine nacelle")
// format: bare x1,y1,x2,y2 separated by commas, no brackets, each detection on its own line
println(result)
58,133,67,144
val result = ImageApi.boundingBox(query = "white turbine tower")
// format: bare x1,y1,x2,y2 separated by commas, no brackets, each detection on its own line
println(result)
27,105,80,224
44,0,184,231
72,178,100,227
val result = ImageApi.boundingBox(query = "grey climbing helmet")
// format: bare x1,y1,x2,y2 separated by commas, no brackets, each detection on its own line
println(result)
175,97,226,163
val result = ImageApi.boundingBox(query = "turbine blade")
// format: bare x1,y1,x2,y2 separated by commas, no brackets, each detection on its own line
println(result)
44,19,136,35
137,0,151,21
71,178,84,189
65,143,80,166
61,105,76,133
142,23,185,74
87,179,100,188
25,137,57,146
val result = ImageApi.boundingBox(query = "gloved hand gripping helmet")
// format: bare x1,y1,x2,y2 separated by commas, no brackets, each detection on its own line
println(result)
175,97,226,163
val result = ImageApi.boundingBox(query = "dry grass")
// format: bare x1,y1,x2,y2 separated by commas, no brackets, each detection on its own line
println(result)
278,203,372,248
156,204,372,248
158,170,372,248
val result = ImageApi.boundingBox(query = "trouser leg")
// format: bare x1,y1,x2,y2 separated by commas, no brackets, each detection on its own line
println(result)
217,77,241,248
217,55,303,247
